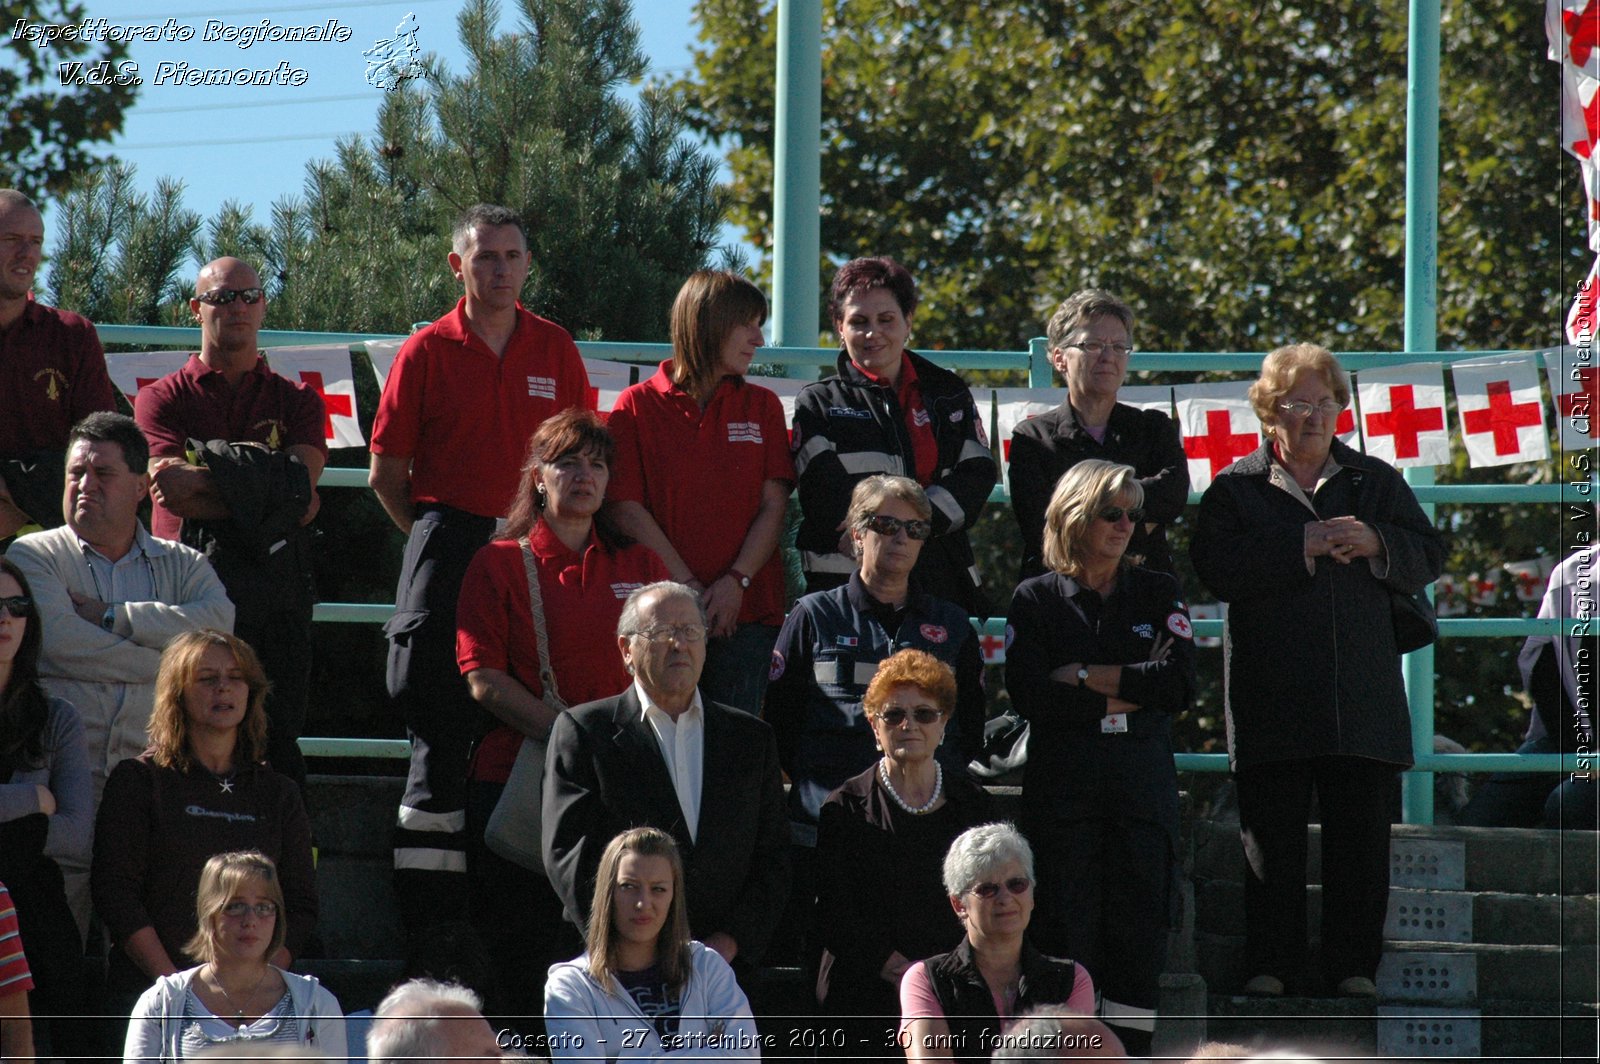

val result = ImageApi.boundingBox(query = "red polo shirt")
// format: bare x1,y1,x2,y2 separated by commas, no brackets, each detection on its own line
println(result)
0,297,117,456
456,521,668,782
606,363,796,626
135,354,328,539
370,299,593,518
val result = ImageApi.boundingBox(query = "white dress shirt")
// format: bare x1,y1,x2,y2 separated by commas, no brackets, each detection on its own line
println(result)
636,680,705,842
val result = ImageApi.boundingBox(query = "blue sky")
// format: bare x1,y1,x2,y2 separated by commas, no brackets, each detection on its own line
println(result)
52,1,718,255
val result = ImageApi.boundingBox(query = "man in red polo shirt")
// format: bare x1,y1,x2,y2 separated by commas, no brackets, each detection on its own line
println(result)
134,256,327,788
0,189,118,540
369,203,591,931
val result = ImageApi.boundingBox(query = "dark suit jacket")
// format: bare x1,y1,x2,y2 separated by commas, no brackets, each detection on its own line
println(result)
541,686,792,963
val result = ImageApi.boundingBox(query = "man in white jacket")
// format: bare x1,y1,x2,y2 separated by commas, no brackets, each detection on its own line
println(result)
6,412,234,924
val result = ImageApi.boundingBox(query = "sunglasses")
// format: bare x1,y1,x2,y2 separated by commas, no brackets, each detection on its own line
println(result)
1096,506,1145,524
968,876,1032,900
874,705,943,727
862,514,933,540
0,595,34,618
196,287,265,306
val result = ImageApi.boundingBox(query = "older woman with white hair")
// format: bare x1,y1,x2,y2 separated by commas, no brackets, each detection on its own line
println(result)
898,824,1094,1064
1004,459,1194,1056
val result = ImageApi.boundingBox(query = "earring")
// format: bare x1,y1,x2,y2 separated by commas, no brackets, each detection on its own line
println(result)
536,484,548,507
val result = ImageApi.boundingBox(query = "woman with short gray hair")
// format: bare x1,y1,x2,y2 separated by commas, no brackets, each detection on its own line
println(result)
898,824,1094,1064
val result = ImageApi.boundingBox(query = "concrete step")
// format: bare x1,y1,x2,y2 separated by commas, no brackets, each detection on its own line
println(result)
1197,879,1599,945
1198,931,1595,1005
1194,820,1599,895
1204,995,1598,1059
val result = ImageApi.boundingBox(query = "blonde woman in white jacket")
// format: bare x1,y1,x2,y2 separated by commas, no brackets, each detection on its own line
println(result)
544,827,758,1061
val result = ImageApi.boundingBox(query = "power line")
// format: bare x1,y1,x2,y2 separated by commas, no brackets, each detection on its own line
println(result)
114,131,363,150
136,93,374,115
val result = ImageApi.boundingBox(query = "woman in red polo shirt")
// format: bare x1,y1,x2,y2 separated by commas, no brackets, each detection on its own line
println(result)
607,271,795,716
455,408,668,1016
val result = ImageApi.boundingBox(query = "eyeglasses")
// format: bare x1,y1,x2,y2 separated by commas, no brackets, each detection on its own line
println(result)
1096,506,1145,524
1278,399,1343,419
861,515,933,540
0,596,34,618
874,705,943,727
196,287,265,306
221,901,278,920
968,877,1032,900
1068,340,1134,357
633,624,707,645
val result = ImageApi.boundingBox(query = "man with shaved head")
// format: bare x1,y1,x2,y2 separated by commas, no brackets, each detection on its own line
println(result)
0,188,118,539
133,256,327,787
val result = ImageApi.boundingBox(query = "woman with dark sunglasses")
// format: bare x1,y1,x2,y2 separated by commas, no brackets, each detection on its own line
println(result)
0,557,92,1055
808,650,991,1055
1003,459,1194,1056
898,823,1094,1064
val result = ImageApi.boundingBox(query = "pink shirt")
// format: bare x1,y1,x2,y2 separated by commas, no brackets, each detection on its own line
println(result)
897,957,1096,1038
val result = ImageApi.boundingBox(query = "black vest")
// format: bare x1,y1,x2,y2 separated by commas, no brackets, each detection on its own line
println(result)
923,939,1080,1064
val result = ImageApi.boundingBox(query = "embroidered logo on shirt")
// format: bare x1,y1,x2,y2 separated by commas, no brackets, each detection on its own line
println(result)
527,375,557,400
611,581,648,599
912,408,931,427
948,409,964,422
919,623,948,643
727,421,764,443
1166,612,1193,639
769,650,786,681
33,368,68,402
251,418,286,450
184,805,258,823
828,406,872,419
1132,623,1154,639
835,635,858,647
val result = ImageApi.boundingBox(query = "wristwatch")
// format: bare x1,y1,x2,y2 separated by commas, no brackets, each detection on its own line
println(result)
728,567,752,589
1075,667,1090,687
101,605,115,631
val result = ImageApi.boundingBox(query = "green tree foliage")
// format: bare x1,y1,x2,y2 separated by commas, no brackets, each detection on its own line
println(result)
681,0,1584,760
679,0,1580,353
1,0,137,198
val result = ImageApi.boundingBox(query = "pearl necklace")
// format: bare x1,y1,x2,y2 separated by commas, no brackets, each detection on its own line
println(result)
879,758,942,815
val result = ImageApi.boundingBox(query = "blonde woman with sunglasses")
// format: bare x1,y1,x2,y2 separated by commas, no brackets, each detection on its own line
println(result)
1002,459,1195,1056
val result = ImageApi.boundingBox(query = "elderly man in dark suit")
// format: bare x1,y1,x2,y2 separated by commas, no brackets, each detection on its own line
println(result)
542,580,791,968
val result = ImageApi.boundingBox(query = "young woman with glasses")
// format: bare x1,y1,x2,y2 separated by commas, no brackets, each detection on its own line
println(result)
809,649,992,1057
898,823,1094,1064
0,557,92,1053
91,630,317,1002
124,850,345,1062
1002,459,1195,1056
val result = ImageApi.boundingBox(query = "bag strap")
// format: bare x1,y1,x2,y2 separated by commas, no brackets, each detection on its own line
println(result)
520,537,567,712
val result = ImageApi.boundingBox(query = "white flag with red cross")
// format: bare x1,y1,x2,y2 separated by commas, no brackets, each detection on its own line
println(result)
1542,345,1600,449
1354,363,1451,467
1173,382,1261,490
263,346,365,448
1450,355,1549,467
1549,1,1600,249
105,351,188,408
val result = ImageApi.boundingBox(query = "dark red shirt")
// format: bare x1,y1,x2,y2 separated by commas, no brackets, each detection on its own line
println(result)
456,520,668,782
857,354,936,484
371,299,594,518
0,298,117,456
606,363,796,626
134,354,328,540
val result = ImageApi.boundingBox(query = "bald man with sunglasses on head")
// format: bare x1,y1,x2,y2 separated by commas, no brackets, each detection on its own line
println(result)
133,257,327,788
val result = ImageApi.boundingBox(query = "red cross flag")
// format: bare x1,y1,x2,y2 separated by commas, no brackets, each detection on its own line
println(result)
1540,345,1600,449
1549,1,1600,250
1173,382,1261,490
105,351,188,408
994,388,1063,486
1354,363,1451,467
264,346,365,448
1451,355,1549,467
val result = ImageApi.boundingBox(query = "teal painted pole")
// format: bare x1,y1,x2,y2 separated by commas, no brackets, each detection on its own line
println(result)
1401,0,1441,825
772,0,822,364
